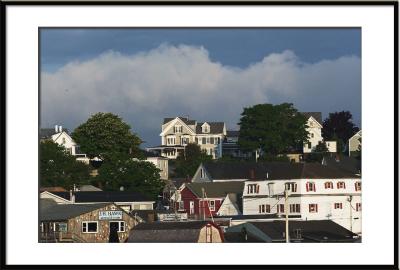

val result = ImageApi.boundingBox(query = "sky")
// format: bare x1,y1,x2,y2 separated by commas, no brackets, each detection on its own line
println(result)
40,28,361,147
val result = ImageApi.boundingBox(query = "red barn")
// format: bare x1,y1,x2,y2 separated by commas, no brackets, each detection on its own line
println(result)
176,182,244,219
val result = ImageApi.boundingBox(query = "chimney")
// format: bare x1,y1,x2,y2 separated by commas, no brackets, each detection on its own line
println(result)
69,189,75,203
249,169,255,179
55,125,58,133
59,125,62,132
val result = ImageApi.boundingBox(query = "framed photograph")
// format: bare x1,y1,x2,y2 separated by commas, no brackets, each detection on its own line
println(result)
2,1,397,268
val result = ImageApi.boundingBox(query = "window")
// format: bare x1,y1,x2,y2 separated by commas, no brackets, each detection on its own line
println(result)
309,204,318,213
324,182,334,189
334,203,343,209
290,204,301,213
355,182,361,191
195,138,198,144
267,183,275,196
277,204,285,213
356,203,362,211
206,137,210,144
178,201,184,210
210,137,214,144
174,125,182,133
206,225,212,242
306,182,316,192
208,200,215,211
259,204,271,213
82,221,98,233
308,142,312,149
110,221,125,232
202,137,206,144
311,133,314,138
337,182,346,189
200,168,205,179
285,182,297,192
56,223,68,232
62,138,66,144
247,184,259,194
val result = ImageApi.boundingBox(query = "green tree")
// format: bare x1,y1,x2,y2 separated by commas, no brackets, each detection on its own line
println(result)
305,141,329,163
174,143,212,178
40,141,91,188
96,152,164,199
322,111,359,143
71,112,142,161
238,103,309,155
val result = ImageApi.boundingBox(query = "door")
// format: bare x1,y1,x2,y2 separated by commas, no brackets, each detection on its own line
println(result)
109,222,120,243
190,201,195,215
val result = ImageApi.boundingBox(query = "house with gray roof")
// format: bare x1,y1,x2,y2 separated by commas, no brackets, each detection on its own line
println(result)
39,200,138,243
146,116,226,159
174,181,244,219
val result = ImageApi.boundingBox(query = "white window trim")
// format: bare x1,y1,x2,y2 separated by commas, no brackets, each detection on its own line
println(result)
110,221,126,232
208,200,215,211
82,221,98,233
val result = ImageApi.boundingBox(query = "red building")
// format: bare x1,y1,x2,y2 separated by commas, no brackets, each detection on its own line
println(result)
176,182,244,219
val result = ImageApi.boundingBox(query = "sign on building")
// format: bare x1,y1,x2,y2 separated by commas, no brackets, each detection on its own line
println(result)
99,210,123,220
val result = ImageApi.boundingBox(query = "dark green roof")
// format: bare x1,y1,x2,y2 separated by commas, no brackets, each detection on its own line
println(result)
186,181,244,198
202,161,361,180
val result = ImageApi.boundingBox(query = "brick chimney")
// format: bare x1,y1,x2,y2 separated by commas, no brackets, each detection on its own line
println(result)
249,169,255,179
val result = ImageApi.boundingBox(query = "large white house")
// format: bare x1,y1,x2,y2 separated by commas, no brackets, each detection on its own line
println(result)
348,130,362,157
41,125,89,164
241,162,361,234
147,117,226,159
302,112,337,154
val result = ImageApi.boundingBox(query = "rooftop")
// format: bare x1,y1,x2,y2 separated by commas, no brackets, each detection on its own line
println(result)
202,161,361,180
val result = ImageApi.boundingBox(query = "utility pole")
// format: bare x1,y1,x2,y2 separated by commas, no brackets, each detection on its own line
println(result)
202,188,205,220
348,195,353,232
284,189,290,243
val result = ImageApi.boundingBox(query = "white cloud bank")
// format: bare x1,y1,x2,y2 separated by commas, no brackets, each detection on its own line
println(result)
41,44,361,146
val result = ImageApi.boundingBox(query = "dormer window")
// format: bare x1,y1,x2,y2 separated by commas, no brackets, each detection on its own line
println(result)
174,125,182,133
247,184,259,194
202,123,210,133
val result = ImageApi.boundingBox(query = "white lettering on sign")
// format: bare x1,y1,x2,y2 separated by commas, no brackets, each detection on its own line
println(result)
98,211,123,220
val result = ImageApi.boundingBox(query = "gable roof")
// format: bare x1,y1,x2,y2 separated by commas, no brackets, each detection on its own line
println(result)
249,220,358,242
127,221,219,242
185,181,244,198
301,112,322,125
196,122,225,134
40,201,111,221
49,191,153,203
202,161,360,180
163,117,196,125
40,128,70,139
226,130,240,137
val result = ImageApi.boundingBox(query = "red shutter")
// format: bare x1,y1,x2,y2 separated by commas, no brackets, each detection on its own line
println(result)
306,183,309,192
316,204,318,212
294,184,297,192
344,182,346,189
256,185,260,193
354,183,357,191
337,182,339,189
313,183,316,192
